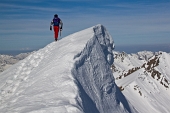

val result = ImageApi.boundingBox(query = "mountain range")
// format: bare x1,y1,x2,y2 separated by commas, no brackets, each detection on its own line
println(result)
113,51,170,113
0,53,31,73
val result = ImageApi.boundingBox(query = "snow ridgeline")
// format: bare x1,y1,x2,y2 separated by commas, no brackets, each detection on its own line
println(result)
0,24,137,113
72,25,137,113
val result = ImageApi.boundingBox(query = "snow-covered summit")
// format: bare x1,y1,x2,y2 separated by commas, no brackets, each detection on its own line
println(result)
0,24,137,113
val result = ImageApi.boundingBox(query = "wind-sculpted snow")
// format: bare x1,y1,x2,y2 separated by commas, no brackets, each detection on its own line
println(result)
0,24,137,113
72,25,137,113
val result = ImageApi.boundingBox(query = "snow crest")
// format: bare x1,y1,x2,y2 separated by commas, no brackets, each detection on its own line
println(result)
72,25,137,113
0,24,137,113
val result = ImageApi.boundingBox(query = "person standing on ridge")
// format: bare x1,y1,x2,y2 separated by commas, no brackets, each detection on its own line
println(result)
50,14,63,41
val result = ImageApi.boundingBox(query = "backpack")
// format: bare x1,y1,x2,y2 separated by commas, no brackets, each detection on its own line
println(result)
53,18,60,26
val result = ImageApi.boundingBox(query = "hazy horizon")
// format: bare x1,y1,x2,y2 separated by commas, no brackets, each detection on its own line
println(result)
0,44,169,56
114,44,170,54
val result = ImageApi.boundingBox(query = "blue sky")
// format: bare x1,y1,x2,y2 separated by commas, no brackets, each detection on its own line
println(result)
0,0,170,52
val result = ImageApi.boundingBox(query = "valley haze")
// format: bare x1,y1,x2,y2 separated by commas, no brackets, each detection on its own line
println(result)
1,44,170,56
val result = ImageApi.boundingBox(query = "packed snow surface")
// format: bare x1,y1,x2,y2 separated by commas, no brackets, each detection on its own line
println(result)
0,25,137,113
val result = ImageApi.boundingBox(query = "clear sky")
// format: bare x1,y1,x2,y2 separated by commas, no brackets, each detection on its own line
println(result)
0,0,170,52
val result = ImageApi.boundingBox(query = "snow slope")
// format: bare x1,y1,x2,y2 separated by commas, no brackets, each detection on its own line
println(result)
0,24,137,113
113,51,170,113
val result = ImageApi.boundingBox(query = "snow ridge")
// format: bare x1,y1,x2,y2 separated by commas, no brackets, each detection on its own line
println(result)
0,24,137,113
72,25,137,113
